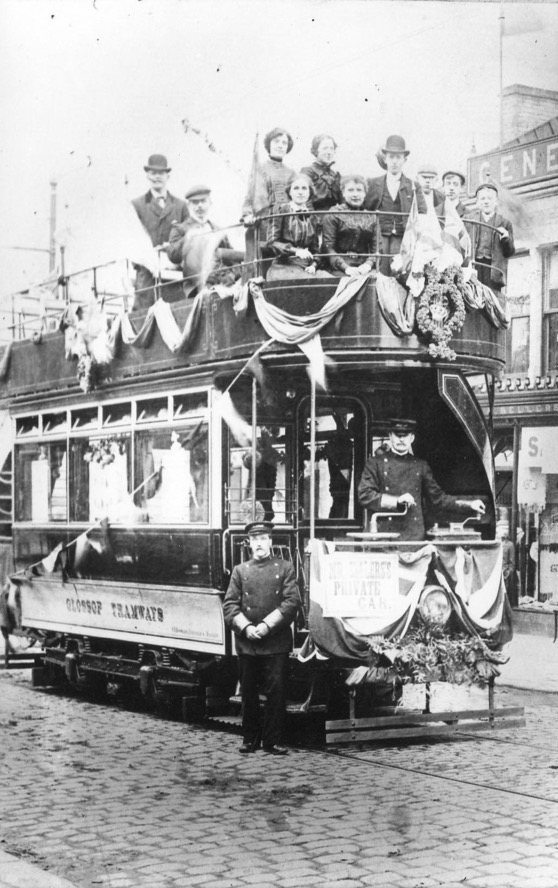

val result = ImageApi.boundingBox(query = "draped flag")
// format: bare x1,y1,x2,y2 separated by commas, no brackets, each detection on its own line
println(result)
438,200,472,271
397,196,443,297
245,132,269,216
214,391,251,446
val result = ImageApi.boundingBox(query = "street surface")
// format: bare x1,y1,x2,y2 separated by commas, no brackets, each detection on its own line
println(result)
1,665,558,888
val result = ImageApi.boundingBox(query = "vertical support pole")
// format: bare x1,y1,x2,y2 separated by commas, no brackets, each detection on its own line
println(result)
511,420,520,604
49,178,57,273
309,373,317,541
424,682,431,714
499,6,505,149
251,375,258,521
488,676,495,727
60,246,69,305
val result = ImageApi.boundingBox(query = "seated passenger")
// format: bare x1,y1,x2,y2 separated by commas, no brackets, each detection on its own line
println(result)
168,185,243,297
241,127,296,234
300,134,342,212
265,175,332,281
322,175,377,277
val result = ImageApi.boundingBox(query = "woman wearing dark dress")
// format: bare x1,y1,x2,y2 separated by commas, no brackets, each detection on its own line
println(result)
242,127,296,229
266,174,332,281
300,134,342,212
323,175,377,276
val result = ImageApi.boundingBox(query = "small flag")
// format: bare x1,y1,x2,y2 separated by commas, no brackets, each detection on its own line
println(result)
215,391,252,446
245,133,269,216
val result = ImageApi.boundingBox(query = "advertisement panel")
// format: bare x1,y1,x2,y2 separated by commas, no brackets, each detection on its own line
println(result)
323,551,400,618
20,578,225,654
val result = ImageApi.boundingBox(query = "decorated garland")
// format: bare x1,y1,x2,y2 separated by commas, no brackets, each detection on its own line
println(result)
415,263,466,361
83,435,127,466
366,624,508,688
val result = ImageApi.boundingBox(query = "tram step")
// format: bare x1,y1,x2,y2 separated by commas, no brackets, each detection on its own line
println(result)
3,648,44,670
228,694,326,715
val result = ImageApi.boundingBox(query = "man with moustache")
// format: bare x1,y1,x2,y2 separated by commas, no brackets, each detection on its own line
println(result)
132,154,188,310
223,521,301,756
364,135,415,275
358,418,485,540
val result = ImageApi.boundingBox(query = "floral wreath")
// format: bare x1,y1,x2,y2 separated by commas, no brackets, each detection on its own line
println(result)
415,263,466,361
83,435,127,466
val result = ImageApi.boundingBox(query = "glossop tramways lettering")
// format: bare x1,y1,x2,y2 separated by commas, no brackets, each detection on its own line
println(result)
0,130,525,743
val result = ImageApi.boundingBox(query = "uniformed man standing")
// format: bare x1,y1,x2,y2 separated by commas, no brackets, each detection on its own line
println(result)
223,522,300,755
357,419,486,540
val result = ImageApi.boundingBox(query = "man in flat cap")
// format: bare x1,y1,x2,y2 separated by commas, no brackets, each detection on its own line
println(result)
416,162,444,213
465,182,515,292
167,185,243,298
223,521,301,755
132,154,188,310
358,419,485,540
441,171,467,219
364,135,415,275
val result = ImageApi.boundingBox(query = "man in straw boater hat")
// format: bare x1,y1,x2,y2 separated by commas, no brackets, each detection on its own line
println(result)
364,134,415,276
358,418,486,541
131,153,188,310
223,521,300,756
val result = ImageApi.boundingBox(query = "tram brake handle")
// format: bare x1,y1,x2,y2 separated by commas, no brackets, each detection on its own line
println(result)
370,503,408,534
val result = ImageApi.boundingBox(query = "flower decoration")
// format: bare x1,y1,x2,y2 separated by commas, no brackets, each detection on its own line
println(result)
83,435,127,466
365,624,508,689
415,264,466,361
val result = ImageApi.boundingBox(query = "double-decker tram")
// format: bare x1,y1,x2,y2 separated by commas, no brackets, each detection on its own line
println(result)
1,208,524,742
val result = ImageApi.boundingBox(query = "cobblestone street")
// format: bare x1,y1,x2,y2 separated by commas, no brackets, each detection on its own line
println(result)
1,669,558,888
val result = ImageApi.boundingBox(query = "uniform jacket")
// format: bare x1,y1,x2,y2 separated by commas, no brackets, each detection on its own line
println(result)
464,210,515,288
132,191,189,247
358,450,472,541
223,556,300,656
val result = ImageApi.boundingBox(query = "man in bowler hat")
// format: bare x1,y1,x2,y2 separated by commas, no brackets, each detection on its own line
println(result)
358,419,486,540
132,154,188,310
364,135,415,276
223,521,300,755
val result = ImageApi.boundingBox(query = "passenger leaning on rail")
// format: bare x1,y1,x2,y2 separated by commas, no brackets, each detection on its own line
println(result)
322,175,377,277
363,135,415,276
300,134,342,212
131,153,188,310
167,184,243,298
357,418,486,541
464,183,515,292
265,175,333,281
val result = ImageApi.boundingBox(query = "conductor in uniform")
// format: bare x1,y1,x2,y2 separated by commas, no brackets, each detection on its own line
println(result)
357,419,486,540
223,521,301,755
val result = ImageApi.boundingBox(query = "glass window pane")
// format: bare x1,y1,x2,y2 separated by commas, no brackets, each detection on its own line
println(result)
506,254,534,317
545,312,558,373
300,404,358,521
70,435,131,522
548,250,558,310
137,396,169,423
102,402,132,427
14,443,67,522
228,426,290,526
135,425,209,524
16,416,39,437
42,412,68,435
507,316,530,374
71,407,99,430
173,391,208,418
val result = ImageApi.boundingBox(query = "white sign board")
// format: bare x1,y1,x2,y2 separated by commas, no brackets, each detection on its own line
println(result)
520,427,558,474
323,552,399,618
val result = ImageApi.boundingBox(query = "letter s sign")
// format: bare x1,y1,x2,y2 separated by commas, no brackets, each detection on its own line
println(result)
528,436,540,458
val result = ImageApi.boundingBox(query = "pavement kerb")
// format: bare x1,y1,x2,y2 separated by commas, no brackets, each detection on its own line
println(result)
0,851,79,888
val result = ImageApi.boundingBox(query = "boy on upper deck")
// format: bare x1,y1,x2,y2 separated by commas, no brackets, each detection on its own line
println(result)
464,182,515,292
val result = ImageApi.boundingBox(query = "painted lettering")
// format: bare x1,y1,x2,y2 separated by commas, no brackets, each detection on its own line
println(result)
522,148,537,178
528,436,539,457
66,598,102,616
547,143,558,173
500,154,514,183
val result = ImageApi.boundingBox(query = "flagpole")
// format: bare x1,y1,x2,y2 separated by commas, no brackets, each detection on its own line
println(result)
309,373,316,541
251,376,258,521
222,338,274,395
499,5,505,148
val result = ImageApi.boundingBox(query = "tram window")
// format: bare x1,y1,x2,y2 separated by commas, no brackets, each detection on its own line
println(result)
15,416,39,437
137,396,169,423
300,403,363,521
228,426,290,526
173,392,208,418
71,407,99,431
134,425,209,524
14,443,67,522
42,412,68,435
69,435,131,523
101,402,132,428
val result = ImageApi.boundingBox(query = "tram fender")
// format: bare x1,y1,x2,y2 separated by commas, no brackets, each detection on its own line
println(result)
64,651,79,683
139,664,155,697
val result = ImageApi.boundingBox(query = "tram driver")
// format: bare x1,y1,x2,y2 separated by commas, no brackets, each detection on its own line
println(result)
357,418,486,540
223,521,300,756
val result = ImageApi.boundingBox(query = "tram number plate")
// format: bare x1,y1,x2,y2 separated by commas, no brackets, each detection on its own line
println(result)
323,552,399,618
